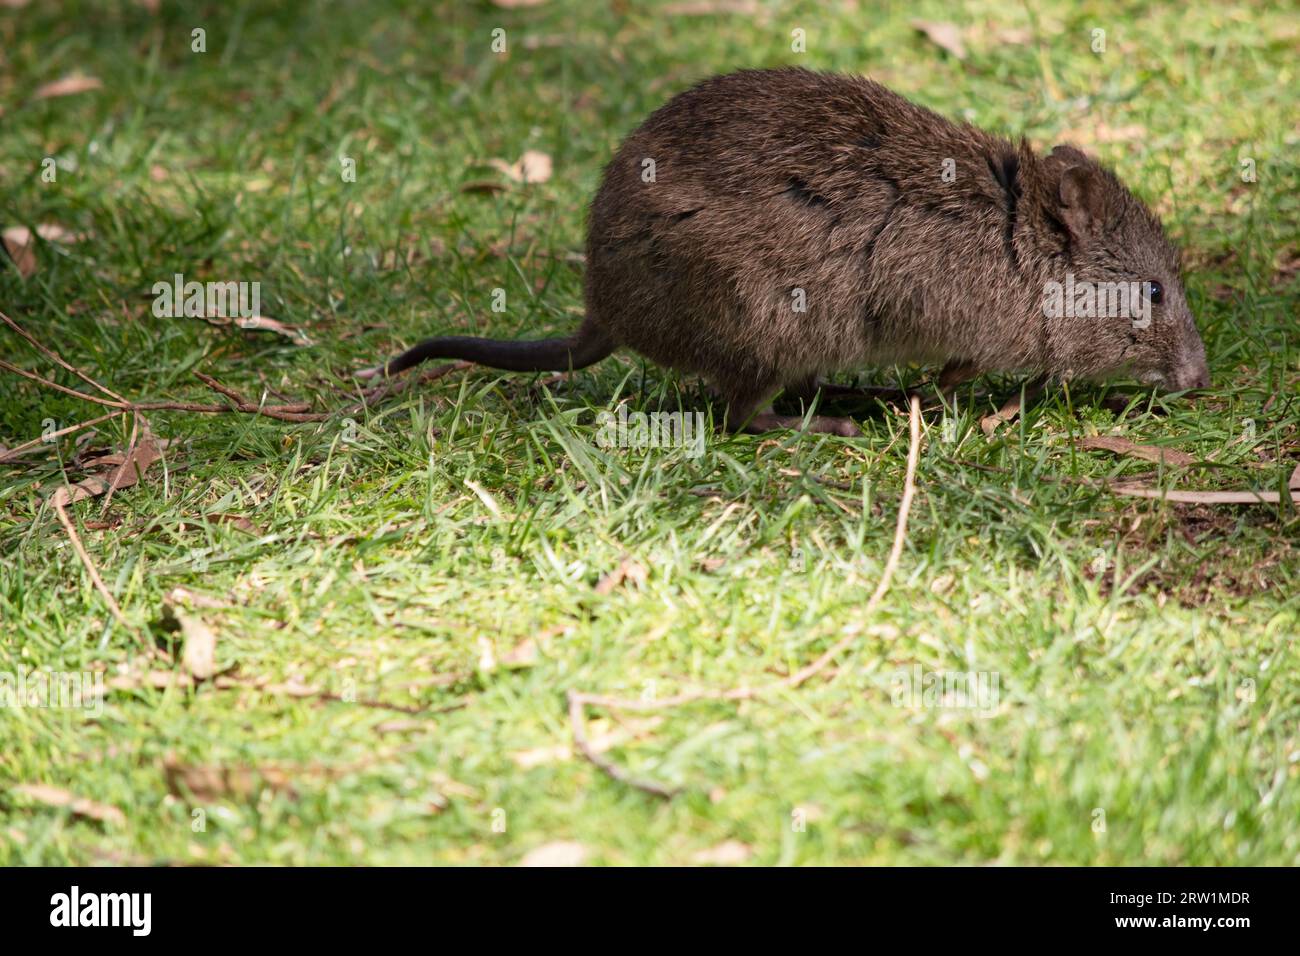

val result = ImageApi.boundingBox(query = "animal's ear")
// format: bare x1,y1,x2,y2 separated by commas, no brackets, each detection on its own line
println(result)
1049,146,1106,240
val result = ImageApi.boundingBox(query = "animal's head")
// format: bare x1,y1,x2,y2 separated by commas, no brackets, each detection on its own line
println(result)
1031,145,1209,391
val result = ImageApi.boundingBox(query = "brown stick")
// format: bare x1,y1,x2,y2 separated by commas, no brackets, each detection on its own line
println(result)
191,372,329,422
0,411,127,463
0,358,126,408
0,311,327,635
568,395,924,797
339,361,473,415
0,359,329,423
52,499,141,641
0,309,129,404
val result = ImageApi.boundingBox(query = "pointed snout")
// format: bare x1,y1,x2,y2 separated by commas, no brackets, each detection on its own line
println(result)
1168,336,1210,392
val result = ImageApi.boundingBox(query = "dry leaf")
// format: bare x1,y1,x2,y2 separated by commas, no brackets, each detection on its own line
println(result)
107,670,194,691
488,150,553,185
500,637,538,667
33,73,103,100
213,314,312,346
45,427,167,507
174,609,218,681
995,26,1033,44
595,556,648,594
981,379,1046,437
1062,123,1148,148
200,512,261,535
1080,435,1197,467
476,636,497,672
912,20,968,60
165,587,230,610
31,223,83,243
0,231,37,277
11,783,125,826
2,222,85,273
691,840,752,865
162,755,297,802
519,840,587,867
981,393,1023,437
511,744,572,769
260,677,321,697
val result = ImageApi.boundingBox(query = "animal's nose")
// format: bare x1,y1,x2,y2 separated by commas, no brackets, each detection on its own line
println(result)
1171,360,1210,391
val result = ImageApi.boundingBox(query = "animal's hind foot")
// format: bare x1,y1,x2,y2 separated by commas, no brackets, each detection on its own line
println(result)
734,411,861,437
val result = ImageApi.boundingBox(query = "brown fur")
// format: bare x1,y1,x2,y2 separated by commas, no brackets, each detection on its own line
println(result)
363,68,1210,433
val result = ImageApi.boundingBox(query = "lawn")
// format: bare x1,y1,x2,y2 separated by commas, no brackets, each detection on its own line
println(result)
0,0,1297,865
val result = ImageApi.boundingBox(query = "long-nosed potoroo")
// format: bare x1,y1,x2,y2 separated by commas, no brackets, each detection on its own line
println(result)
358,68,1210,436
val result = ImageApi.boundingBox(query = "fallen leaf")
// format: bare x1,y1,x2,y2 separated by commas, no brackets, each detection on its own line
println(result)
1,227,38,277
491,0,548,6
33,73,103,100
33,223,84,243
500,637,538,667
595,556,648,594
691,840,753,865
1080,435,1197,467
2,223,85,272
44,426,167,507
511,744,572,769
165,587,230,610
11,783,125,826
260,677,321,697
477,636,497,672
174,609,219,681
162,755,297,802
198,512,261,535
1094,123,1147,143
995,26,1033,44
107,670,194,691
930,573,956,595
488,149,553,185
217,314,312,346
519,840,587,867
980,379,1046,437
981,393,1022,437
1062,123,1148,147
912,20,968,60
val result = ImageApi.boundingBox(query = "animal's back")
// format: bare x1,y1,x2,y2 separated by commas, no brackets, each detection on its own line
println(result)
584,68,1017,394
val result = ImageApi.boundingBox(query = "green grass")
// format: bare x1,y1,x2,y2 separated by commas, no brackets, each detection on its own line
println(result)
1,0,1297,865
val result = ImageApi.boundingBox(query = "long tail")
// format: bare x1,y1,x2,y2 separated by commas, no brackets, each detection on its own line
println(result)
356,319,615,379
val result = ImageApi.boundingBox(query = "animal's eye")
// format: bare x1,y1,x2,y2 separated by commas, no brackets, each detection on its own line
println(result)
1146,280,1164,305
